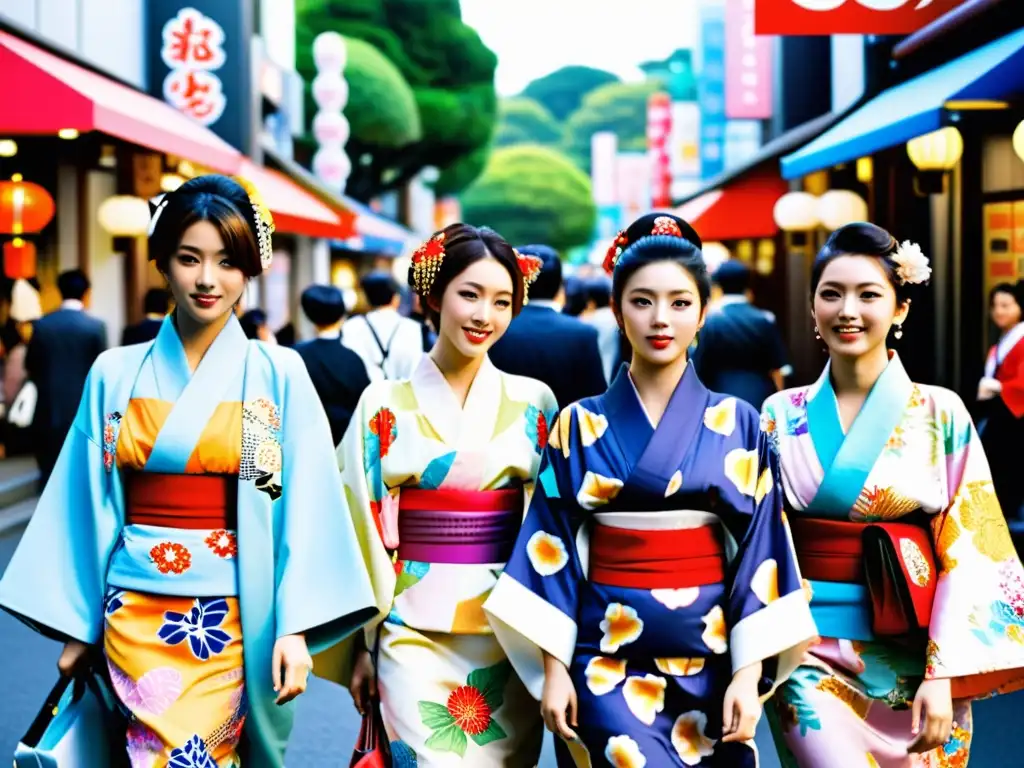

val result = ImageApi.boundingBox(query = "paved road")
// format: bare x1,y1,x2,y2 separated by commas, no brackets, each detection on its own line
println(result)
2,522,1021,766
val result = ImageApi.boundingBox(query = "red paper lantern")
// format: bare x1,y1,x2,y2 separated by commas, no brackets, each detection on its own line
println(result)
4,238,37,279
0,177,56,235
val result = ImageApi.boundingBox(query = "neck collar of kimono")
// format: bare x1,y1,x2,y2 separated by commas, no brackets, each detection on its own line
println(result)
412,353,502,448
998,322,1024,362
151,313,246,401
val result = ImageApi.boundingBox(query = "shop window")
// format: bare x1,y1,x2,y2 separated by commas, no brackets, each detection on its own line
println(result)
982,201,1024,348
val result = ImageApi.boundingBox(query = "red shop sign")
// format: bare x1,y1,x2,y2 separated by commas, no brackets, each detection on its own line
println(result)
754,0,963,36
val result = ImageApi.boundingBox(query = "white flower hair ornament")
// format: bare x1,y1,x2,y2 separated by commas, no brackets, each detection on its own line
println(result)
891,240,931,285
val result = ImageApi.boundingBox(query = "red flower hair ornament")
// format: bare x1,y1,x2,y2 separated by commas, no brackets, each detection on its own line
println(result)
515,250,543,303
411,231,543,303
603,216,688,276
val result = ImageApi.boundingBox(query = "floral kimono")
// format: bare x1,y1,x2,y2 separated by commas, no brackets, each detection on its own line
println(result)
483,364,817,767
760,351,1024,767
0,315,377,768
326,355,557,766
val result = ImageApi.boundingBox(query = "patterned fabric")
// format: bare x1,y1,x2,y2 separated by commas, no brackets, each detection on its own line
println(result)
105,590,246,768
484,365,817,767
327,355,557,764
762,353,1024,767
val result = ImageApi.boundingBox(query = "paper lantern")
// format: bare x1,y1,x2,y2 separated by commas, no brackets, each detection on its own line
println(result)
772,192,820,232
906,127,963,171
313,32,347,72
0,177,55,235
1013,120,1024,165
701,242,730,275
312,71,349,113
313,145,352,188
312,111,351,146
3,238,36,279
817,190,868,231
97,195,150,237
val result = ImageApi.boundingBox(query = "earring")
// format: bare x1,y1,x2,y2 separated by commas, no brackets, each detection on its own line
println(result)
894,325,904,340
814,327,821,340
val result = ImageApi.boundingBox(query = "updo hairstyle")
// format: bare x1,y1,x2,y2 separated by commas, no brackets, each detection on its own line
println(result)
810,222,914,306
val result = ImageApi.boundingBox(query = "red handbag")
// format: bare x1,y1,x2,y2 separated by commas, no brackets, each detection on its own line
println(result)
350,697,391,768
862,522,937,637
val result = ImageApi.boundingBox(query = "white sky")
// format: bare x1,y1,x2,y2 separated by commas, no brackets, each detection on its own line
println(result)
460,0,701,96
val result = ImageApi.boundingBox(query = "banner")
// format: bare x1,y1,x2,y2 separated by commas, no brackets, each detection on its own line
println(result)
755,0,962,36
726,0,773,119
699,1,727,180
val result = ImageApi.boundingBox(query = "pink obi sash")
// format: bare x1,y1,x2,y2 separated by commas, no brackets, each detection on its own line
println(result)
396,487,523,565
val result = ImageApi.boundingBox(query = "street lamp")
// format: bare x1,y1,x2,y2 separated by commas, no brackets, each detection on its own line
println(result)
906,127,963,195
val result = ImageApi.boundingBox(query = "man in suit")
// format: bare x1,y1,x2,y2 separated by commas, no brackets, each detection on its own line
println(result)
691,260,790,410
26,269,107,484
121,288,169,345
294,285,372,446
489,244,607,408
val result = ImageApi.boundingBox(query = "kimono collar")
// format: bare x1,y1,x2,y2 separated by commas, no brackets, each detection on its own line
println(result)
989,322,1024,376
411,353,502,448
150,313,247,401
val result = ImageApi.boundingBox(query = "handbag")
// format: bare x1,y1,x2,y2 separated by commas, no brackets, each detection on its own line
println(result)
14,666,129,768
7,379,37,428
350,625,391,768
862,522,937,638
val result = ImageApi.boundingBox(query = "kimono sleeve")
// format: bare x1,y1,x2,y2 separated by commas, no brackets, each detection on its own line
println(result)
926,392,1024,699
484,406,587,700
725,413,817,694
274,355,378,653
0,363,118,645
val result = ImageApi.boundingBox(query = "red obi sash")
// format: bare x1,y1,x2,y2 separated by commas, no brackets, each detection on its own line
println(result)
589,523,725,589
790,517,936,637
396,487,523,565
125,473,237,529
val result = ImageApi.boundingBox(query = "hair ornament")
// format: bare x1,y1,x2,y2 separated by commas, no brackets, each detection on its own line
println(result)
515,250,543,304
651,216,683,238
234,175,276,270
603,230,629,276
147,194,170,237
891,240,931,285
412,231,446,295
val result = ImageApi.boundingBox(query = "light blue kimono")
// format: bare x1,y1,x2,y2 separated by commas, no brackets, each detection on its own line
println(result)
0,314,379,766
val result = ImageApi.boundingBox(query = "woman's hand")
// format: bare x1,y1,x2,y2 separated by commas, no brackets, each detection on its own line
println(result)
348,648,377,716
722,662,762,744
978,377,1003,401
908,677,953,753
541,652,578,742
57,640,90,676
272,633,313,705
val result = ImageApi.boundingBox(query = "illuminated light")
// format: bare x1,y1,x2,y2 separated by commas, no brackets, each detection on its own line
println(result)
97,195,150,237
943,100,1008,111
856,157,873,183
817,190,869,231
0,140,16,158
772,191,820,232
57,129,79,140
906,127,963,172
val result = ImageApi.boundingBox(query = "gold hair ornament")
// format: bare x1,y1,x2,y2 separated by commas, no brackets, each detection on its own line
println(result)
412,232,446,295
234,176,276,271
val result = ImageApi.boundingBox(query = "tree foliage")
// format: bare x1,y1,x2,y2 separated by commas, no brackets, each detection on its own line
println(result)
521,66,620,122
493,98,563,148
562,80,661,173
295,0,498,201
434,144,490,198
461,146,597,254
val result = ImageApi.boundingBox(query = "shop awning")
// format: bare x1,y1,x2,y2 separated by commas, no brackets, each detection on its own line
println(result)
237,160,354,240
674,171,789,241
0,30,241,174
781,27,1024,179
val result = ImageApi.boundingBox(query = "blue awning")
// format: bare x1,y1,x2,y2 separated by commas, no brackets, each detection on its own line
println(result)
781,28,1024,180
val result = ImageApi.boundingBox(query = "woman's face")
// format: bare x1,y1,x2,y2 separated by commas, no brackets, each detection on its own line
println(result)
164,220,247,327
618,260,705,367
812,255,908,359
991,290,1022,332
435,256,515,360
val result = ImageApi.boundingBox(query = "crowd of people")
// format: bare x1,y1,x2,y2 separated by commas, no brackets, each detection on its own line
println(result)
0,173,1023,767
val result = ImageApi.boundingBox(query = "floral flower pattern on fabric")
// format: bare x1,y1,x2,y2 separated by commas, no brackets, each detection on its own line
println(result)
703,398,737,436
103,411,123,472
109,661,184,717
585,656,627,696
526,530,569,576
525,404,551,454
204,530,237,559
369,407,398,457
150,542,192,575
168,734,218,768
126,722,163,767
671,711,717,766
158,598,233,661
605,734,646,767
417,660,512,757
599,603,644,653
623,674,667,725
241,398,283,500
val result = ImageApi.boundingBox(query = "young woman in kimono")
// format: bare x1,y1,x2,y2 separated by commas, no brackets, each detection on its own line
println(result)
483,212,818,768
977,281,1024,519
337,223,558,766
761,222,1024,767
0,174,378,767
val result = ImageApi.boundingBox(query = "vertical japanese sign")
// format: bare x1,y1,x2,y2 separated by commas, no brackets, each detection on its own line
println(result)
148,1,253,152
647,93,673,209
699,1,727,180
725,0,774,120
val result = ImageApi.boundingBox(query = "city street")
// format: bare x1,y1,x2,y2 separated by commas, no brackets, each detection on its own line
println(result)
1,520,1020,766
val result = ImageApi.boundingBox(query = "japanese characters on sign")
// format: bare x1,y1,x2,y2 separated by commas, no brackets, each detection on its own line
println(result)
754,0,960,36
726,0,773,120
160,7,227,126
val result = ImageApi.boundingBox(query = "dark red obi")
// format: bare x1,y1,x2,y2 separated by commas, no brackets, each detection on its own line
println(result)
396,487,523,565
589,524,726,589
789,518,864,583
125,473,238,529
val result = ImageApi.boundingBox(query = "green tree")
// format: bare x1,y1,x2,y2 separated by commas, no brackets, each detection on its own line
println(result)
434,144,490,198
295,0,498,201
521,66,620,122
461,146,597,253
493,97,563,148
562,80,661,173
